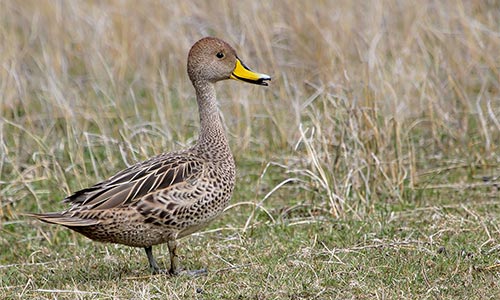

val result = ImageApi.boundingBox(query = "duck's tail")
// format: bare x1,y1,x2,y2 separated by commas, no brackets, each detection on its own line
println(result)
24,212,99,227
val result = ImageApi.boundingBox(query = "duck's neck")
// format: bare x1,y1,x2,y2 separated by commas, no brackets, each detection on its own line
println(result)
193,80,231,156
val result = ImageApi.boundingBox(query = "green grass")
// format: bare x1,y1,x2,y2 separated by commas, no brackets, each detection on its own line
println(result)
2,186,499,299
1,0,500,299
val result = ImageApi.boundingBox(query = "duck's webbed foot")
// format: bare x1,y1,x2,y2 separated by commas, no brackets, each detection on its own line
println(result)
145,242,207,276
167,240,207,277
178,268,208,276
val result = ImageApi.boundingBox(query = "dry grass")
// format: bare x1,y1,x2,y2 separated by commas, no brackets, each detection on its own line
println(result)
1,0,499,299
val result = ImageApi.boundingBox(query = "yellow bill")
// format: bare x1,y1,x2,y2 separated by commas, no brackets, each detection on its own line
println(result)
230,58,271,86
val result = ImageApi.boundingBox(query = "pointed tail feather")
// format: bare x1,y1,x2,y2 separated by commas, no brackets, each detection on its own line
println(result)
24,212,100,227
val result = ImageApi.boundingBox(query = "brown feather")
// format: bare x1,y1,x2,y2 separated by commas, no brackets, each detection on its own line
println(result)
25,212,100,227
63,155,203,211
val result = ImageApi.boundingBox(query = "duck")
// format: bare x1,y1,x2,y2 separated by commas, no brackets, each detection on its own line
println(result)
28,37,271,275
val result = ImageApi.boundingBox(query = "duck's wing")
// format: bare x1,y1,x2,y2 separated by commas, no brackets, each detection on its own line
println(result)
64,152,204,211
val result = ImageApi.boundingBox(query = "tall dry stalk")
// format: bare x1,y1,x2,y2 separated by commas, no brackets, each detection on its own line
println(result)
1,0,498,221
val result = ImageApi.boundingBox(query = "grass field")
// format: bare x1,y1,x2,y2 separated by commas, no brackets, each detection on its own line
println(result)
1,0,499,299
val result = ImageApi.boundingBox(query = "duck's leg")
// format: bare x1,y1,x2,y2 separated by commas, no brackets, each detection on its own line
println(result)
144,246,163,274
167,240,207,276
167,240,181,275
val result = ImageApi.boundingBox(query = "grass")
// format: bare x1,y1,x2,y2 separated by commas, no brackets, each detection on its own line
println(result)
1,0,499,299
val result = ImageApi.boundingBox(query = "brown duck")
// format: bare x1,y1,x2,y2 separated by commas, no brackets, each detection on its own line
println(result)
28,37,271,275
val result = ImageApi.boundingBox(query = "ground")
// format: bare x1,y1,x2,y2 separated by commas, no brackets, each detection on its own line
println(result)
1,1,499,299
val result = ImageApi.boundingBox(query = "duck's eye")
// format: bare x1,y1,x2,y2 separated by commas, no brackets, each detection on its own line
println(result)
216,52,224,59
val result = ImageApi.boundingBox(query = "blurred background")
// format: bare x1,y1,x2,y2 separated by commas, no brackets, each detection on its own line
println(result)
0,1,499,298
1,0,498,217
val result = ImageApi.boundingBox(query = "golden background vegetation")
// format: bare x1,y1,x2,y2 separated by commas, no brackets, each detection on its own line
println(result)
1,1,499,298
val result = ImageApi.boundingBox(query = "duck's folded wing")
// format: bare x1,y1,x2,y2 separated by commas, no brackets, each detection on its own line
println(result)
63,153,204,211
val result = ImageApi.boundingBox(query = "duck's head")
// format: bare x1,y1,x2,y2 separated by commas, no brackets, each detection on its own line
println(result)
187,37,271,86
